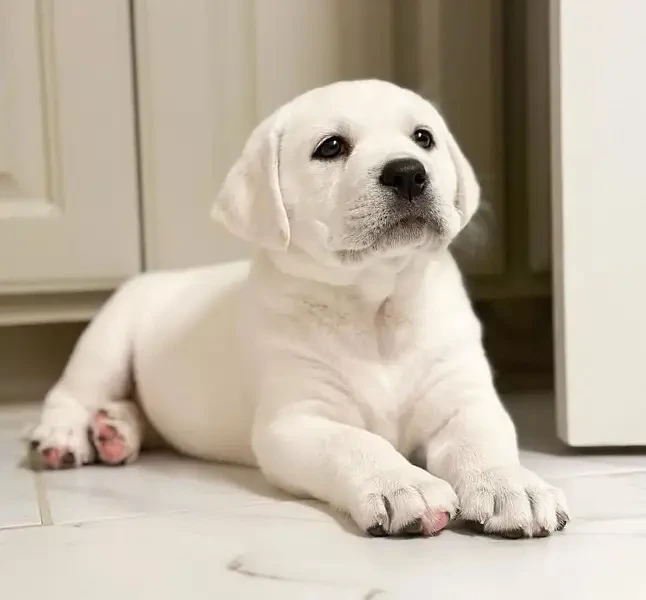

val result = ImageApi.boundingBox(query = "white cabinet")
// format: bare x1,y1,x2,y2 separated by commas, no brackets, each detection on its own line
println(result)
0,0,140,293
0,0,535,317
0,0,509,293
550,0,646,445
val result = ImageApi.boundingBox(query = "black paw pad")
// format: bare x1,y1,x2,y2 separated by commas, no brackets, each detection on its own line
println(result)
367,523,388,537
60,451,76,469
499,528,526,540
397,518,423,536
464,520,486,534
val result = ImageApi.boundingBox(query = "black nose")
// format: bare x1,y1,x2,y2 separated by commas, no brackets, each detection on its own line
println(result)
379,158,428,201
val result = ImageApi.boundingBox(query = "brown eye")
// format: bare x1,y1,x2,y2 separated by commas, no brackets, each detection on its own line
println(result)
312,135,349,160
412,128,434,150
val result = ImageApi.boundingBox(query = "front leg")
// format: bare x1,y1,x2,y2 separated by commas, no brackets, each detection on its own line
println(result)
414,350,569,538
253,388,458,537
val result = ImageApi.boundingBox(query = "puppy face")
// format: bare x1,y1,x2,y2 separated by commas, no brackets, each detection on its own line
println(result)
213,80,479,264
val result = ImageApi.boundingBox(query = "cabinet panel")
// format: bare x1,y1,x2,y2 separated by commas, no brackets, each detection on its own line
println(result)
135,0,393,270
135,0,252,269
0,0,140,291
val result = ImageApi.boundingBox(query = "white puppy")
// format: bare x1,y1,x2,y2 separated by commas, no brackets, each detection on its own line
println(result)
30,80,568,538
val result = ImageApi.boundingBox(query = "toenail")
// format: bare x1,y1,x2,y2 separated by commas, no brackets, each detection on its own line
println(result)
556,510,570,531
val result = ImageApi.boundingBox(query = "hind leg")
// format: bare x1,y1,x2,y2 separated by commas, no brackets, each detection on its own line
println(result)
89,400,146,466
29,279,143,470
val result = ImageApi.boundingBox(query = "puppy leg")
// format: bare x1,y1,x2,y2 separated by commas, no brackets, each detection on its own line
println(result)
29,281,141,470
253,402,458,537
413,349,569,538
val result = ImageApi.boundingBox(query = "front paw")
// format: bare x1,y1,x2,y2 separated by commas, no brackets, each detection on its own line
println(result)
456,466,569,538
351,467,459,537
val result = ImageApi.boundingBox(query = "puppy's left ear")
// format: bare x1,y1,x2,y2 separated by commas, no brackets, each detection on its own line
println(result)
445,129,480,227
211,110,290,251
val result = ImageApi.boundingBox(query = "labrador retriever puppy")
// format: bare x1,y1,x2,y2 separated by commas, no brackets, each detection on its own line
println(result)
29,80,568,538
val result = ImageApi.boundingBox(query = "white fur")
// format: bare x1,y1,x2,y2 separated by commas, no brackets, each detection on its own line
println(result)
31,80,568,537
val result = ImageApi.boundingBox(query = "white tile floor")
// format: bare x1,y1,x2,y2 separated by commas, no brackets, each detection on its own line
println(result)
1,396,645,599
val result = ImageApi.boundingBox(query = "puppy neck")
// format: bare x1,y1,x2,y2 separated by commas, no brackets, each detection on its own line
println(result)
258,247,444,306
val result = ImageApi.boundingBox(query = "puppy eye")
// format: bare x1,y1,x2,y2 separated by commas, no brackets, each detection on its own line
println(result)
312,135,349,161
412,128,434,150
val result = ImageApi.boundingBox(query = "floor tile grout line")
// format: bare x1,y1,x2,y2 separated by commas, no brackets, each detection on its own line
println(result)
0,522,47,533
32,473,53,526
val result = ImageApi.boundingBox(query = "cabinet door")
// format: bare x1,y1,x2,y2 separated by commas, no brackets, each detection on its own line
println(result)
550,0,646,445
0,0,140,292
135,0,393,270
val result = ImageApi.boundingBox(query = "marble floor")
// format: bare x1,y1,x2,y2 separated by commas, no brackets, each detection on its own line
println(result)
1,396,644,599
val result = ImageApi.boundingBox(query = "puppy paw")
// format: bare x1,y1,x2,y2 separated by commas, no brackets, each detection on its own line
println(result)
352,467,458,537
456,465,569,538
29,422,95,470
90,403,142,466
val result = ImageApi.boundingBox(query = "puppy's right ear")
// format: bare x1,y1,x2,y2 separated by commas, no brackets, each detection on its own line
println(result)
211,111,290,251
444,126,481,229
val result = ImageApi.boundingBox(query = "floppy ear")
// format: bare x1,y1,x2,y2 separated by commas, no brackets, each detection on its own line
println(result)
211,110,290,251
444,129,481,227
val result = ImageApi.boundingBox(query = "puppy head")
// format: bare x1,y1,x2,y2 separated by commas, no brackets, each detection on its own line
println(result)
212,80,479,263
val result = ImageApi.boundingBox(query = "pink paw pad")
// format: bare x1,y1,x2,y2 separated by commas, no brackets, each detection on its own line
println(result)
92,411,128,465
34,446,76,469
421,511,451,536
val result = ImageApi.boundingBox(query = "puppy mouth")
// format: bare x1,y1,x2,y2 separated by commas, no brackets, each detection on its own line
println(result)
376,209,447,241
375,215,426,240
334,187,453,262
337,212,448,263
383,215,430,234
371,214,438,250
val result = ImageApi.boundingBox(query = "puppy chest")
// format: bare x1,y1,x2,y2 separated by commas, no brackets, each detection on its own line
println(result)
292,297,428,444
339,358,421,447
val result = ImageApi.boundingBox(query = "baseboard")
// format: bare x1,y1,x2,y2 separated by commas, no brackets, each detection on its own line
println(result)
475,296,554,394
